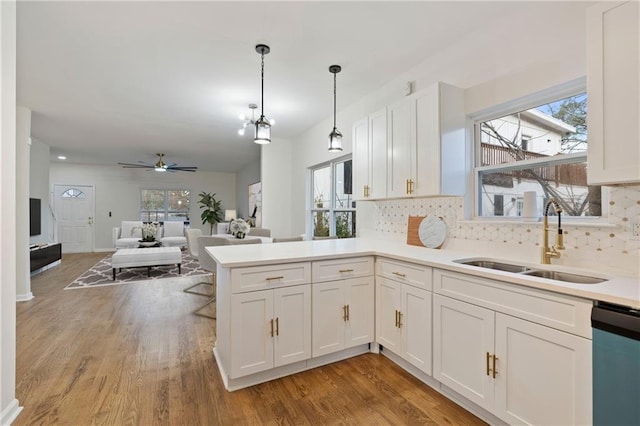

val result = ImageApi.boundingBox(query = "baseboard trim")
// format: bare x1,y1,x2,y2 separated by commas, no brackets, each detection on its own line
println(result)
94,248,115,253
0,398,23,425
16,292,34,302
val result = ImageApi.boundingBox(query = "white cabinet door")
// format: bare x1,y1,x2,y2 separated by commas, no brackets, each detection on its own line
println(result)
587,1,640,184
369,107,388,199
312,281,345,357
433,294,495,412
344,277,374,349
387,98,414,198
413,85,440,196
376,277,402,353
401,285,432,375
230,289,274,378
274,285,311,368
352,117,370,200
312,277,374,357
494,313,592,426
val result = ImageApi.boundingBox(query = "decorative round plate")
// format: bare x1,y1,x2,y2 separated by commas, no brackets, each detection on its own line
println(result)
418,216,446,249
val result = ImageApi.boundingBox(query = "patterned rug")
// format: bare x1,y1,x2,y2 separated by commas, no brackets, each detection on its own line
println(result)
65,251,209,289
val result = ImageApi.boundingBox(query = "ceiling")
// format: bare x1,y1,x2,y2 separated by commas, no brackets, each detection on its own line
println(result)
17,1,562,173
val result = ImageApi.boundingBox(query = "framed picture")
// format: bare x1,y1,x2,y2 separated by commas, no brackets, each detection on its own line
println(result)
248,181,262,228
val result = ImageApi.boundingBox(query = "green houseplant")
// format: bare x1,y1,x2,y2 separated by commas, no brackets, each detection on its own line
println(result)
198,191,223,234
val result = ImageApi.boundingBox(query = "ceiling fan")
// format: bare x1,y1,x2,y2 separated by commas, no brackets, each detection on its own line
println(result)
118,153,198,173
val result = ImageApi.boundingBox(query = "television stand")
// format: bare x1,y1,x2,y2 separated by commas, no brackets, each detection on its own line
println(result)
30,243,62,272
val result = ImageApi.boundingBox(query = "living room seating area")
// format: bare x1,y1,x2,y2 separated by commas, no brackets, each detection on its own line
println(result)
113,221,188,249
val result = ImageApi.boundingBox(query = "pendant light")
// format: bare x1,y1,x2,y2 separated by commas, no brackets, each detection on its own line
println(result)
328,65,343,152
254,44,271,144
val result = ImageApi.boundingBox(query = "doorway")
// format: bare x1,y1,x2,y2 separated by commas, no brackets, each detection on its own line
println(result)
53,184,95,253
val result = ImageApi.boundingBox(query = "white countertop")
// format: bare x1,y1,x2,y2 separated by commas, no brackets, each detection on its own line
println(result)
206,238,640,309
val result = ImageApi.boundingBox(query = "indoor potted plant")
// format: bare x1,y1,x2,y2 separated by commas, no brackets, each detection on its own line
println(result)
198,191,223,234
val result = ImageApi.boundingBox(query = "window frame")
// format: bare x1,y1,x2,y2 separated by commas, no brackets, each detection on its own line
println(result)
471,77,605,222
139,188,191,223
309,155,356,238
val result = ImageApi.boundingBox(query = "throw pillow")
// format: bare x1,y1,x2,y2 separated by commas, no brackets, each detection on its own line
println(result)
163,221,184,237
121,221,143,239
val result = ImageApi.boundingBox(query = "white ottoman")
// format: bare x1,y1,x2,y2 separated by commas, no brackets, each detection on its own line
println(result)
111,247,182,280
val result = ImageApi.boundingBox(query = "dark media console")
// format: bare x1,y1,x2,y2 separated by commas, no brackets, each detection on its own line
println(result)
30,243,62,272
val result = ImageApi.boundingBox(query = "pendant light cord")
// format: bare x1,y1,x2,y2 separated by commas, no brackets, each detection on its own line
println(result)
260,51,265,118
333,72,337,130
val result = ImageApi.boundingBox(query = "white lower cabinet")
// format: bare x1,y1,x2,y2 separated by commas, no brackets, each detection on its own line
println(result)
230,285,311,379
312,277,374,357
376,276,432,375
433,293,592,425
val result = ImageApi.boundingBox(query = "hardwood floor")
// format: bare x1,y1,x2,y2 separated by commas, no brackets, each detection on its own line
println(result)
16,253,486,425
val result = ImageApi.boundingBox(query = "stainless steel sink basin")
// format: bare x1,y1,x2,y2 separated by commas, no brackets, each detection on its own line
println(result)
521,269,607,284
455,259,532,273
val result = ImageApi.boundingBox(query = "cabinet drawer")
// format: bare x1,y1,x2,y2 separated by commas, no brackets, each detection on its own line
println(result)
433,269,592,338
376,258,432,290
231,262,311,293
312,256,374,283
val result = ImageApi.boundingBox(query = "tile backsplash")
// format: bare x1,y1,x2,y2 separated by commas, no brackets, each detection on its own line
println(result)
358,185,640,277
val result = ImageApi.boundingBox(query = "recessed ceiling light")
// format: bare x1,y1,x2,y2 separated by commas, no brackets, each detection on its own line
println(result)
57,155,67,160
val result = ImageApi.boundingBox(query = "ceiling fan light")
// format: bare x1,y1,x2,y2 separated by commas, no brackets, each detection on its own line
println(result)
328,128,343,152
155,166,167,172
254,116,271,144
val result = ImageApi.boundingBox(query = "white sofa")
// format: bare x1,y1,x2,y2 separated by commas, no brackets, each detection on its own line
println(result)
113,221,187,249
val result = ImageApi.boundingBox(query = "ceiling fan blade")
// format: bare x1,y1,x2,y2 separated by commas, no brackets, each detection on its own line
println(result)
118,162,154,168
167,166,198,172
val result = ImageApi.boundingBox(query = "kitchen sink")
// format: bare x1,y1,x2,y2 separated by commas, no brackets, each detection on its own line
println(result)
454,259,532,273
454,258,608,284
521,269,607,284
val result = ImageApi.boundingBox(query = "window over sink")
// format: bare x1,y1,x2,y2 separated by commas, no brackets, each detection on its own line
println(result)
474,82,606,219
310,156,355,238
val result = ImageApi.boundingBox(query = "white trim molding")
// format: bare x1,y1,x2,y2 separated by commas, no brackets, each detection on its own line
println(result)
0,398,23,426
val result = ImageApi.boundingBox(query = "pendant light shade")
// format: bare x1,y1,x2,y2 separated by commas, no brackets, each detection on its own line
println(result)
328,65,343,152
254,44,271,144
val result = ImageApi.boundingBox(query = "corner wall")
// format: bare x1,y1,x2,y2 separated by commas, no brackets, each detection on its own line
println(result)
0,1,22,423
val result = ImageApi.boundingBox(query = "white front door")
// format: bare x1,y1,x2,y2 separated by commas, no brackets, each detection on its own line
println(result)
53,184,94,253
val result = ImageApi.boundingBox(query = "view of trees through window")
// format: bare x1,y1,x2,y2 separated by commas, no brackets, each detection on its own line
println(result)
140,189,190,222
478,92,604,218
311,158,355,238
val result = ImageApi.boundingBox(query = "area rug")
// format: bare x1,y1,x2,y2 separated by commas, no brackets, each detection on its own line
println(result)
65,251,209,289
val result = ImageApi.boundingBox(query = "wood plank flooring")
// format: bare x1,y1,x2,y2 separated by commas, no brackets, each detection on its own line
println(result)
15,252,486,425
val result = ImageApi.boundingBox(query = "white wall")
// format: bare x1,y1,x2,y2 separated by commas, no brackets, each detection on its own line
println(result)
235,159,260,219
287,1,589,235
29,139,51,245
16,107,32,301
0,0,22,423
50,163,237,249
261,137,293,238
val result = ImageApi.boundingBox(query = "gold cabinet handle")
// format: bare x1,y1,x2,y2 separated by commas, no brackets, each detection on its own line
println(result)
394,310,399,328
342,305,348,322
266,276,284,281
408,179,414,194
339,269,354,273
275,317,279,336
346,304,350,321
392,271,406,278
406,179,409,195
270,318,274,337
398,311,403,328
486,352,491,376
492,354,498,378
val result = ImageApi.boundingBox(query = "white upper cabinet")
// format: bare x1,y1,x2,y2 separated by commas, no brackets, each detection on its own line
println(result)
354,82,467,200
414,83,467,196
352,108,388,200
587,1,640,184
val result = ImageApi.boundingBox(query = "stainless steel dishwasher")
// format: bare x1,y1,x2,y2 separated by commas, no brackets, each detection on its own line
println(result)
591,302,640,426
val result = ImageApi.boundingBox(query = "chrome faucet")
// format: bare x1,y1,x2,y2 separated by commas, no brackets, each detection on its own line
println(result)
541,199,565,264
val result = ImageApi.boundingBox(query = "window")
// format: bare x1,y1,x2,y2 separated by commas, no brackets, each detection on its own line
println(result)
310,157,355,238
476,90,604,219
140,189,190,222
62,188,85,198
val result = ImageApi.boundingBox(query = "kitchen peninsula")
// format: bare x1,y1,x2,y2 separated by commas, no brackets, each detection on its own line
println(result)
207,238,639,425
